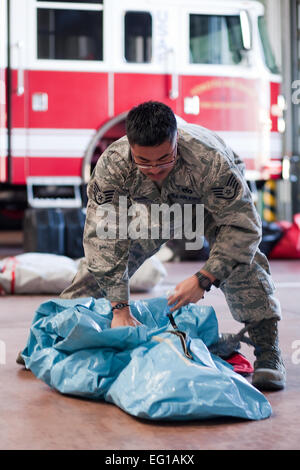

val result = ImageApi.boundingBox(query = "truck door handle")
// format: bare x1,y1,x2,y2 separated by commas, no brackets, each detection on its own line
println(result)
12,41,24,96
167,48,179,100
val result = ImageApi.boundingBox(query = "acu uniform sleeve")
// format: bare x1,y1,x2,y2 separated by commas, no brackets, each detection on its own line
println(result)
83,151,131,302
197,151,262,282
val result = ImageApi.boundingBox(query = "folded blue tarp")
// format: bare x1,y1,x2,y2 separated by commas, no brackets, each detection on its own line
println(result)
22,297,272,421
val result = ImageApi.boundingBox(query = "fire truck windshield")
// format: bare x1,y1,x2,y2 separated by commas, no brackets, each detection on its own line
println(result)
189,14,243,65
258,16,280,74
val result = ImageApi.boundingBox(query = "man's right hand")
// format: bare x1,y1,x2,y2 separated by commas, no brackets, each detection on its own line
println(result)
110,304,142,328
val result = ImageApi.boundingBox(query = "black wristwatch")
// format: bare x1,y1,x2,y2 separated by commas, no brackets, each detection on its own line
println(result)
195,273,220,291
111,302,130,312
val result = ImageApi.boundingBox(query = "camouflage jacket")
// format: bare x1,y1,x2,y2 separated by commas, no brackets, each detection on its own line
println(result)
84,124,262,301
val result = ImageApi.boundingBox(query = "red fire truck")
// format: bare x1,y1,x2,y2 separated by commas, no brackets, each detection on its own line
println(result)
0,0,284,214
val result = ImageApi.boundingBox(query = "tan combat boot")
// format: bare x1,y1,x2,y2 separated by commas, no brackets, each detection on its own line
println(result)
247,318,286,391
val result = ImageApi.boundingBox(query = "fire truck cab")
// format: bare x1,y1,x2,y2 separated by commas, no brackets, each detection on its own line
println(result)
0,0,284,210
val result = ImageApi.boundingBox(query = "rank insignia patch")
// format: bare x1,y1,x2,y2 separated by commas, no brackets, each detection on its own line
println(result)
93,182,115,205
211,174,240,200
180,187,193,195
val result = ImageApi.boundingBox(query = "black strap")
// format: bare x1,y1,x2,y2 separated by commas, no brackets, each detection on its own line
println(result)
167,313,193,360
167,313,178,330
111,302,130,312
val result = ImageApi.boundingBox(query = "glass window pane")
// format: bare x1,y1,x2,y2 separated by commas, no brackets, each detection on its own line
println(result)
258,16,280,74
37,8,103,60
125,12,152,63
189,14,243,65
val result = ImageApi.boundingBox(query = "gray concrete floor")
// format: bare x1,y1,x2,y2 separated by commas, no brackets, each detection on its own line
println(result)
0,233,300,450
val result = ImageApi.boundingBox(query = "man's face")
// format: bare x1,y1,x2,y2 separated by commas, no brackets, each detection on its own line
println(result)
130,136,178,182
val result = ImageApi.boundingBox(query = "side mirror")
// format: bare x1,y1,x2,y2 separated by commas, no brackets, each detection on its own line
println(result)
240,10,252,50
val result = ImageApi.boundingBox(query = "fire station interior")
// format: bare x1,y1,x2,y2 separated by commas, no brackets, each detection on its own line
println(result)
0,0,300,452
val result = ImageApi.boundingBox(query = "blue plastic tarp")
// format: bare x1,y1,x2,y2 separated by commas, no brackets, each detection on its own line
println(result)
21,297,272,421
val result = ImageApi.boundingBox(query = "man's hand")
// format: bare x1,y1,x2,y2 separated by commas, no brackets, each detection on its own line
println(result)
167,275,205,313
110,303,142,328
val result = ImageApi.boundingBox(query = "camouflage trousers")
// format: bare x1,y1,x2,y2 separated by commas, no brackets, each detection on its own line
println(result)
60,220,281,325
60,238,166,302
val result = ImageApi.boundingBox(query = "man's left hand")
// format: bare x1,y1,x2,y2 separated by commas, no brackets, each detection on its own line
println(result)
167,275,205,313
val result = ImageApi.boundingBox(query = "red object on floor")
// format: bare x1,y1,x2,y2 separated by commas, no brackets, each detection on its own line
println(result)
225,353,254,376
269,214,300,259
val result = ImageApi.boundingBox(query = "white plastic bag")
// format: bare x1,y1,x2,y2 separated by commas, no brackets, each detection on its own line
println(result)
0,253,78,294
129,255,167,292
0,253,167,295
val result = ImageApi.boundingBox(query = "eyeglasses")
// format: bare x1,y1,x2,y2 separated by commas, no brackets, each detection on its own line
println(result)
132,143,177,170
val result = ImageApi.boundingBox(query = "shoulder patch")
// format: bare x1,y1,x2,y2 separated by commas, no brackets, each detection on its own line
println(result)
93,181,115,205
180,186,193,194
211,174,240,200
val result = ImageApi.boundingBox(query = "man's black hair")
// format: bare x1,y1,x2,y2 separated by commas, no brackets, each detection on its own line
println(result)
126,101,177,147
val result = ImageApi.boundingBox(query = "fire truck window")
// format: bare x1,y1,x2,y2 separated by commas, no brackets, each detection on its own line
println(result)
189,15,243,65
125,12,152,63
258,16,280,74
37,9,103,60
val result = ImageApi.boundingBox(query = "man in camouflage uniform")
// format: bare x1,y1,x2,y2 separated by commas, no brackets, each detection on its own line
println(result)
61,101,285,391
